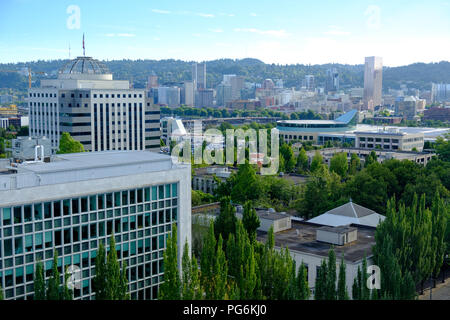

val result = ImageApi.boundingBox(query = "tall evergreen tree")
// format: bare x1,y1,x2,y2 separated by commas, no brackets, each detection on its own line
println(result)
34,260,46,300
214,196,237,242
337,256,349,300
314,259,327,300
46,251,61,300
181,241,202,300
93,241,107,300
201,222,217,299
296,147,309,173
325,248,337,300
214,235,228,299
159,225,181,300
297,262,310,300
62,266,73,300
106,235,129,300
242,201,260,243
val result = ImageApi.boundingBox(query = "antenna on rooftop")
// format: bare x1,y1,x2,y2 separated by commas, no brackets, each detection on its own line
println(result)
82,33,85,56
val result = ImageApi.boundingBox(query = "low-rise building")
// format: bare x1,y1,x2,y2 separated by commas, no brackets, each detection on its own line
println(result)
354,129,424,151
256,221,376,298
192,166,234,194
423,107,450,122
307,201,385,228
307,147,435,166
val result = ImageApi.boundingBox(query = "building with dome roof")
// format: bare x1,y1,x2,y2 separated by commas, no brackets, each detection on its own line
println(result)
28,56,160,152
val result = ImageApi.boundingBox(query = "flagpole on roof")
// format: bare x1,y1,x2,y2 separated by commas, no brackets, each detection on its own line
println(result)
83,33,85,56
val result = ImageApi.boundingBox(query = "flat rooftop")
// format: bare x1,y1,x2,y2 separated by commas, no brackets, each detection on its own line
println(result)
256,221,375,263
0,151,186,191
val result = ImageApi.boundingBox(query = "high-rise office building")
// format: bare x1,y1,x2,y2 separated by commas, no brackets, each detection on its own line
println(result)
192,63,206,90
157,87,180,108
223,75,244,101
216,84,232,107
28,56,160,153
304,75,315,91
195,89,214,108
431,83,450,102
147,72,158,90
181,81,195,107
0,148,191,300
363,56,383,110
325,68,339,93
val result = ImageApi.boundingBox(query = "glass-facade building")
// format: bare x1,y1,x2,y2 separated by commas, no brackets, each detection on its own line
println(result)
0,151,191,300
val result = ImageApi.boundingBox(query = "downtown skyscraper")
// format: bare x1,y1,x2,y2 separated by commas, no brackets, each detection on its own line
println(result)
363,56,383,110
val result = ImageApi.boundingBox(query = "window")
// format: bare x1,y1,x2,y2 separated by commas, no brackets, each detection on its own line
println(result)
14,206,22,224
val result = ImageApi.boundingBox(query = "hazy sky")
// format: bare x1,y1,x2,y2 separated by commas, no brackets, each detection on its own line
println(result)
1,0,449,66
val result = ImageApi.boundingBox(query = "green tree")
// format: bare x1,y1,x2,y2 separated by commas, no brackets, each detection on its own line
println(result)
159,225,181,300
201,222,217,299
214,196,237,242
365,150,378,167
213,235,228,299
242,201,260,243
348,153,361,175
0,285,3,300
325,248,337,300
310,151,324,173
297,262,310,300
93,242,107,300
46,251,61,300
56,132,85,154
314,259,328,300
94,235,130,300
296,147,309,173
330,152,348,177
230,162,262,203
280,143,296,173
34,260,46,300
337,256,349,300
106,235,129,300
63,266,73,300
181,241,202,300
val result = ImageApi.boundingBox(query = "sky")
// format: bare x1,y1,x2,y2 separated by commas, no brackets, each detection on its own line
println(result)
1,0,449,66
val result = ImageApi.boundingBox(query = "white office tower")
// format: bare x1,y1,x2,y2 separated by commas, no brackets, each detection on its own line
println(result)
192,63,206,90
28,56,160,152
363,56,383,110
182,81,195,106
223,74,244,100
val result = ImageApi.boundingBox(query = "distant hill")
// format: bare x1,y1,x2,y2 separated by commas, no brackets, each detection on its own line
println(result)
1,58,450,92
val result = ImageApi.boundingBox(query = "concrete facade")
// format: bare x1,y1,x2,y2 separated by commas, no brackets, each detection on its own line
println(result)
0,151,191,300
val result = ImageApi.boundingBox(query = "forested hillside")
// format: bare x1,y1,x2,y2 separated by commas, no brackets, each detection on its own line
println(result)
1,58,449,92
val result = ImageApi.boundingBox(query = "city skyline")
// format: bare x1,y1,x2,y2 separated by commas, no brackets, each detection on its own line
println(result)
1,0,449,66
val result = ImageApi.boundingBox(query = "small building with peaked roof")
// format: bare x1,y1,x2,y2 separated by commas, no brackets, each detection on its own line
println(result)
307,201,385,228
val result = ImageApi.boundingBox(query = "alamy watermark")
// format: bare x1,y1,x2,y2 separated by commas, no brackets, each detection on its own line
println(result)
66,5,81,30
170,120,280,175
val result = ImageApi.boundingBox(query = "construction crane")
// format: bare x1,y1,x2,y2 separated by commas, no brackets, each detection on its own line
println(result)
0,68,46,88
28,68,46,89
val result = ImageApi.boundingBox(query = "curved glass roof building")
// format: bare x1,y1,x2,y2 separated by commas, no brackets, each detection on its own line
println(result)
277,109,358,133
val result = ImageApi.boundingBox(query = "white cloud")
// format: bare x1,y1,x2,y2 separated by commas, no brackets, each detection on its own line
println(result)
209,28,223,33
234,28,290,38
151,9,171,14
250,13,257,16
105,33,136,37
197,13,215,18
323,26,351,36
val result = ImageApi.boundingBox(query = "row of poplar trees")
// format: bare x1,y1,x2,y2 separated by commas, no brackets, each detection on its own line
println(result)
372,193,448,299
32,235,129,300
160,197,358,300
